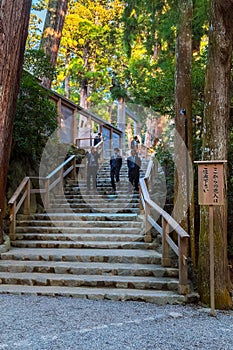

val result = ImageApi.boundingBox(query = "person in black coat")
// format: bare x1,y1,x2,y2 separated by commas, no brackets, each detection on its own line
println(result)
127,149,141,192
130,135,140,150
94,132,102,146
86,147,99,192
110,148,122,193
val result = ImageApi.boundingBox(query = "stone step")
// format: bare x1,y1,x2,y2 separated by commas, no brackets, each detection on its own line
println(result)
56,197,139,203
0,260,178,277
16,226,142,234
64,191,139,196
16,220,143,228
17,213,140,221
50,201,139,207
57,194,139,199
14,233,144,242
0,285,185,304
46,207,140,214
0,272,179,290
1,248,162,264
11,240,152,250
49,202,139,209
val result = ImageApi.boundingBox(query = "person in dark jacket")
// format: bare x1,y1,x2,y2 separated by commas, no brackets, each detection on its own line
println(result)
110,148,122,193
127,149,141,192
94,132,102,146
130,135,140,150
86,147,99,192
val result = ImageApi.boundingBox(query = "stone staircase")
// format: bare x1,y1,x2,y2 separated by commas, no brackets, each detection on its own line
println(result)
0,159,185,304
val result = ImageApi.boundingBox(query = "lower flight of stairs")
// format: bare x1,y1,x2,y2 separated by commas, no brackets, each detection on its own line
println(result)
0,160,185,304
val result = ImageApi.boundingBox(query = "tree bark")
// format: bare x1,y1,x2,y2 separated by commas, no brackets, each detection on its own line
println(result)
0,0,32,244
40,0,68,88
198,0,233,308
174,1,195,261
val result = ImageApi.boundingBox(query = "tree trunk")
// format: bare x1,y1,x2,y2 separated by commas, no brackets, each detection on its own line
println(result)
198,0,233,309
0,0,32,244
80,41,91,109
80,78,88,109
40,0,68,88
64,50,70,99
174,1,195,261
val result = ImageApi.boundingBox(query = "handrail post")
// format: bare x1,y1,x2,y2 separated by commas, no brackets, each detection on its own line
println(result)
71,157,76,180
101,142,104,162
178,236,190,294
9,203,16,241
162,218,171,267
59,168,63,194
145,201,152,242
24,178,30,215
44,178,50,209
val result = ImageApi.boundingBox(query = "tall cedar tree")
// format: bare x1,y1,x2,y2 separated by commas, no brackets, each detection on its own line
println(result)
198,0,233,308
40,0,68,88
174,0,195,264
0,0,32,244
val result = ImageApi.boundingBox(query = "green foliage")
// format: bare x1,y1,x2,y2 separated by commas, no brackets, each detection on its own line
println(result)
68,145,86,163
153,142,175,208
12,71,57,163
54,0,127,106
26,13,42,49
192,0,209,49
32,0,49,11
24,49,56,81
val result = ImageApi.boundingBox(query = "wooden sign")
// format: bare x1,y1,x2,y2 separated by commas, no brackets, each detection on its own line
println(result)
196,161,226,206
195,160,226,316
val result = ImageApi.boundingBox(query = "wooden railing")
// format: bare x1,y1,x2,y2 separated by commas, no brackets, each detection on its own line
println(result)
8,155,77,241
75,137,95,148
8,141,105,241
8,177,31,241
139,157,190,295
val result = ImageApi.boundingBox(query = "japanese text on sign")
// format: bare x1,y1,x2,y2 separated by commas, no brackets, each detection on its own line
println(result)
198,163,224,206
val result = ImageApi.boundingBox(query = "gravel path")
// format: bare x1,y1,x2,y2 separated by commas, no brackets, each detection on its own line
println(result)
0,295,233,350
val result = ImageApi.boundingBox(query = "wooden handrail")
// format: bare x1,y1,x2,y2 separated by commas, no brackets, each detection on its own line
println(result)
8,142,102,238
46,155,75,179
140,156,190,295
8,177,31,240
8,177,30,205
8,155,77,239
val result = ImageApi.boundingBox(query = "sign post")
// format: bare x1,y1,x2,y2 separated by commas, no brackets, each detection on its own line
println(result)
195,160,226,317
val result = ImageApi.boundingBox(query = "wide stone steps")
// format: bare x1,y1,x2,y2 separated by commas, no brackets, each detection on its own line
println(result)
17,213,139,221
0,285,185,304
13,233,144,242
0,261,178,277
15,226,142,234
0,159,185,304
53,198,139,205
13,233,143,244
0,272,179,290
1,248,161,264
15,220,142,228
11,240,152,250
59,197,140,207
46,208,140,214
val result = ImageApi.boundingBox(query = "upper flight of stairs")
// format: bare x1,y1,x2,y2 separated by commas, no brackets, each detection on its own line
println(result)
0,159,185,304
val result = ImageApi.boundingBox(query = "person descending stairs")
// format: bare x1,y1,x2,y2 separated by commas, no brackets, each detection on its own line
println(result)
0,154,185,304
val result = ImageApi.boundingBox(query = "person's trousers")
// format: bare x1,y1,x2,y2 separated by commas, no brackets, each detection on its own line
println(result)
87,166,98,190
111,167,120,190
128,168,139,191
